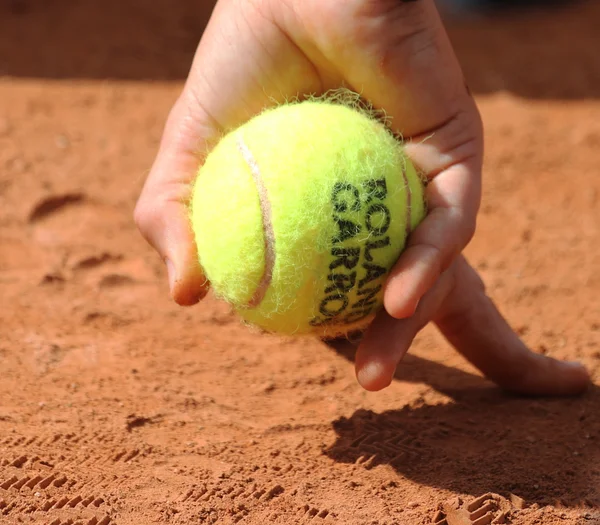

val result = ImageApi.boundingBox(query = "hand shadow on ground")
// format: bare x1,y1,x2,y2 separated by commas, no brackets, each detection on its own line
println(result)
323,338,600,509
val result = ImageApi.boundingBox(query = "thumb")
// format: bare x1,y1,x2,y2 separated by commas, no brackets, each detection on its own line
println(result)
134,92,220,306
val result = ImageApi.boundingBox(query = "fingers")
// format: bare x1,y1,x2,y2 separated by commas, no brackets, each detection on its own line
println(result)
320,0,587,396
356,256,590,396
384,159,481,318
435,257,590,396
355,266,456,391
354,312,415,391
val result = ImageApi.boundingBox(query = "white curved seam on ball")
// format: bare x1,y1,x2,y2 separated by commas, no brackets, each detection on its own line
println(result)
401,161,412,240
237,134,275,308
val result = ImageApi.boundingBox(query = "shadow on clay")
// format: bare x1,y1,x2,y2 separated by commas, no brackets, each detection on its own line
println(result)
324,338,600,510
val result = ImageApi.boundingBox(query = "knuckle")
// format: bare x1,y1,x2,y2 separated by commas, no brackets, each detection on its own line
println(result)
357,0,432,28
441,109,483,162
324,0,436,51
421,242,445,276
446,206,477,251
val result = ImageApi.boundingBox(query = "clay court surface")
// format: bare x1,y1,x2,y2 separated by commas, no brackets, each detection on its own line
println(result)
1,1,599,524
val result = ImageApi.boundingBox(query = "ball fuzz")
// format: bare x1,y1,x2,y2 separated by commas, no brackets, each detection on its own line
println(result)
190,98,426,336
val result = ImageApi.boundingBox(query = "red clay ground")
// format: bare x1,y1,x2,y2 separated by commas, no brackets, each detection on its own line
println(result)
1,2,599,524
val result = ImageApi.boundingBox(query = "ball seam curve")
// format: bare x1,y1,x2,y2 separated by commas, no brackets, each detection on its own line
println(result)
402,165,412,239
237,134,275,308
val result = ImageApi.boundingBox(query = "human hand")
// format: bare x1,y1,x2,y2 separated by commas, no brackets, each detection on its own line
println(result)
134,0,589,395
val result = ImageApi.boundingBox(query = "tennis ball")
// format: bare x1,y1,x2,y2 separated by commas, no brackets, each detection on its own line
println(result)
190,98,426,337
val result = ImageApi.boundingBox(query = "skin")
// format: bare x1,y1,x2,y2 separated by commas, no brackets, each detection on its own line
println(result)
135,0,590,395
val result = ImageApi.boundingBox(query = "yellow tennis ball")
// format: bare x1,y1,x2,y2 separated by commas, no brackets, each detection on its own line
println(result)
190,98,426,337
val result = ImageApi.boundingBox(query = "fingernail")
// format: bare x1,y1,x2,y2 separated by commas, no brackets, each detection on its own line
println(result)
385,287,421,319
165,258,176,291
357,360,393,391
394,298,420,319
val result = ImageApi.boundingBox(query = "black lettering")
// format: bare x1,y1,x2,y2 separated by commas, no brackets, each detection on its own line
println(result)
333,217,361,243
332,182,360,213
358,263,386,288
343,308,374,324
311,179,392,330
364,237,390,262
329,247,360,270
352,285,382,309
362,179,388,204
309,315,328,327
319,294,349,317
325,271,357,294
365,203,391,236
